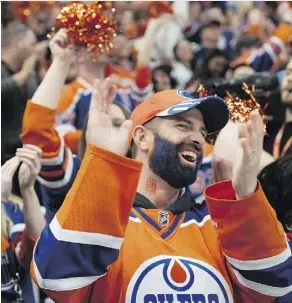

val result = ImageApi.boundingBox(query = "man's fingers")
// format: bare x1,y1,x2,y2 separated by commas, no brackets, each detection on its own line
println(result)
238,124,249,140
247,120,257,152
23,144,42,156
90,79,102,113
103,77,112,101
1,157,20,175
19,157,34,172
106,85,117,115
239,137,252,161
250,111,264,152
251,111,264,140
16,149,38,161
102,77,113,113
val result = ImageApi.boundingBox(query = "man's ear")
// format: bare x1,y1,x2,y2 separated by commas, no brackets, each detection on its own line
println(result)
132,125,152,153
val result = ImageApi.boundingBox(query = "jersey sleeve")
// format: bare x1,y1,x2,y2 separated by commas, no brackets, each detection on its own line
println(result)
30,145,142,302
204,181,292,302
21,101,81,221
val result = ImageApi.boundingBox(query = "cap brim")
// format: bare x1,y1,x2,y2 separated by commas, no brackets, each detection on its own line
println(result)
156,96,229,134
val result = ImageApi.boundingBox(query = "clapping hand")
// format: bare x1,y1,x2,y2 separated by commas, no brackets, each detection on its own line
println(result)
213,111,265,198
86,77,133,156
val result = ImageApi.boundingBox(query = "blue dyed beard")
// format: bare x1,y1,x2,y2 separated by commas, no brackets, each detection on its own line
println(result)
148,133,203,189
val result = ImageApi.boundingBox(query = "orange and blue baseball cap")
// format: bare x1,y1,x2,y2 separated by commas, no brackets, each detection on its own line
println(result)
129,89,229,144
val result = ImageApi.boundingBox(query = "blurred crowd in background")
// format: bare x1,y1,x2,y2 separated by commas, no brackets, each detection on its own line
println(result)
1,1,292,302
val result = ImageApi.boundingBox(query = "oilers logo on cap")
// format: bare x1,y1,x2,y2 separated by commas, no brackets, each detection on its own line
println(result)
126,255,233,303
157,90,204,117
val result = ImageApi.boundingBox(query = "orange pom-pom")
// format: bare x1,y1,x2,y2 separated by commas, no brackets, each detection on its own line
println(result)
52,1,117,59
225,83,268,132
11,1,56,22
148,1,174,18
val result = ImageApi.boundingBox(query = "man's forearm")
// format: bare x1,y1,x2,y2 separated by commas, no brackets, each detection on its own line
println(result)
31,57,72,109
20,186,46,240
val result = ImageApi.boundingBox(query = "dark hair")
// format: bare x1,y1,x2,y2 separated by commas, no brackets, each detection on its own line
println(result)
234,34,263,58
258,154,292,232
196,20,222,44
197,48,230,80
152,64,177,92
78,101,131,159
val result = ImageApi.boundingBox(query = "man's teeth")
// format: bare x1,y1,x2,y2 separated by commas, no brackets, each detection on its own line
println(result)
180,151,197,162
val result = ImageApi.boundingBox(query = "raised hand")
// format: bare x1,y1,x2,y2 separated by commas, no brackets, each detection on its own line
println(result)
16,145,42,190
1,157,20,202
49,28,75,62
86,77,133,156
212,111,265,198
232,111,265,198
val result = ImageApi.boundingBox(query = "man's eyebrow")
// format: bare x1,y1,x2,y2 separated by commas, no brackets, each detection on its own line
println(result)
173,116,207,133
173,116,193,126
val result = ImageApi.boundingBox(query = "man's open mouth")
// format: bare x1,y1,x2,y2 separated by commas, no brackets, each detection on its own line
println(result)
179,150,198,163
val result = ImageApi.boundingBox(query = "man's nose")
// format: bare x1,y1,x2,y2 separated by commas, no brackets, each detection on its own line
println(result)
189,133,205,146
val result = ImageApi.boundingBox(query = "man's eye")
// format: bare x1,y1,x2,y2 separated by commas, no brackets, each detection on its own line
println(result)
201,131,207,138
177,124,189,131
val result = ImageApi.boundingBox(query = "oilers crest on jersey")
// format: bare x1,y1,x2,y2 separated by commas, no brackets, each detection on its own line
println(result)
126,255,233,303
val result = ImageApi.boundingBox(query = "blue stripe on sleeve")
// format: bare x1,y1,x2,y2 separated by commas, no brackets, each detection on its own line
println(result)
34,225,119,280
232,256,292,288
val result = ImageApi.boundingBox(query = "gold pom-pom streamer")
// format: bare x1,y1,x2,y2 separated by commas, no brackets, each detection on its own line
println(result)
50,1,117,60
225,82,268,132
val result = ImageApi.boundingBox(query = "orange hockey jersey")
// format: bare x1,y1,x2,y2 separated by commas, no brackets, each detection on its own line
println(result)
30,145,292,303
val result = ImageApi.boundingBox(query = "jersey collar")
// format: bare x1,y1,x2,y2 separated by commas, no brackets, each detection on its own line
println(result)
133,188,198,214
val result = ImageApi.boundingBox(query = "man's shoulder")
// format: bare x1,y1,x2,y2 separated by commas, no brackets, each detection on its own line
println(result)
1,61,12,77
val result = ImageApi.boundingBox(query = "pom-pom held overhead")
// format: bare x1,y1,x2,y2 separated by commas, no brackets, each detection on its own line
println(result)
11,1,57,22
51,1,117,59
225,82,268,132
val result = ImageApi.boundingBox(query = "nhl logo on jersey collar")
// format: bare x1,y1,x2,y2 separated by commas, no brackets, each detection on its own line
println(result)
158,211,169,227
